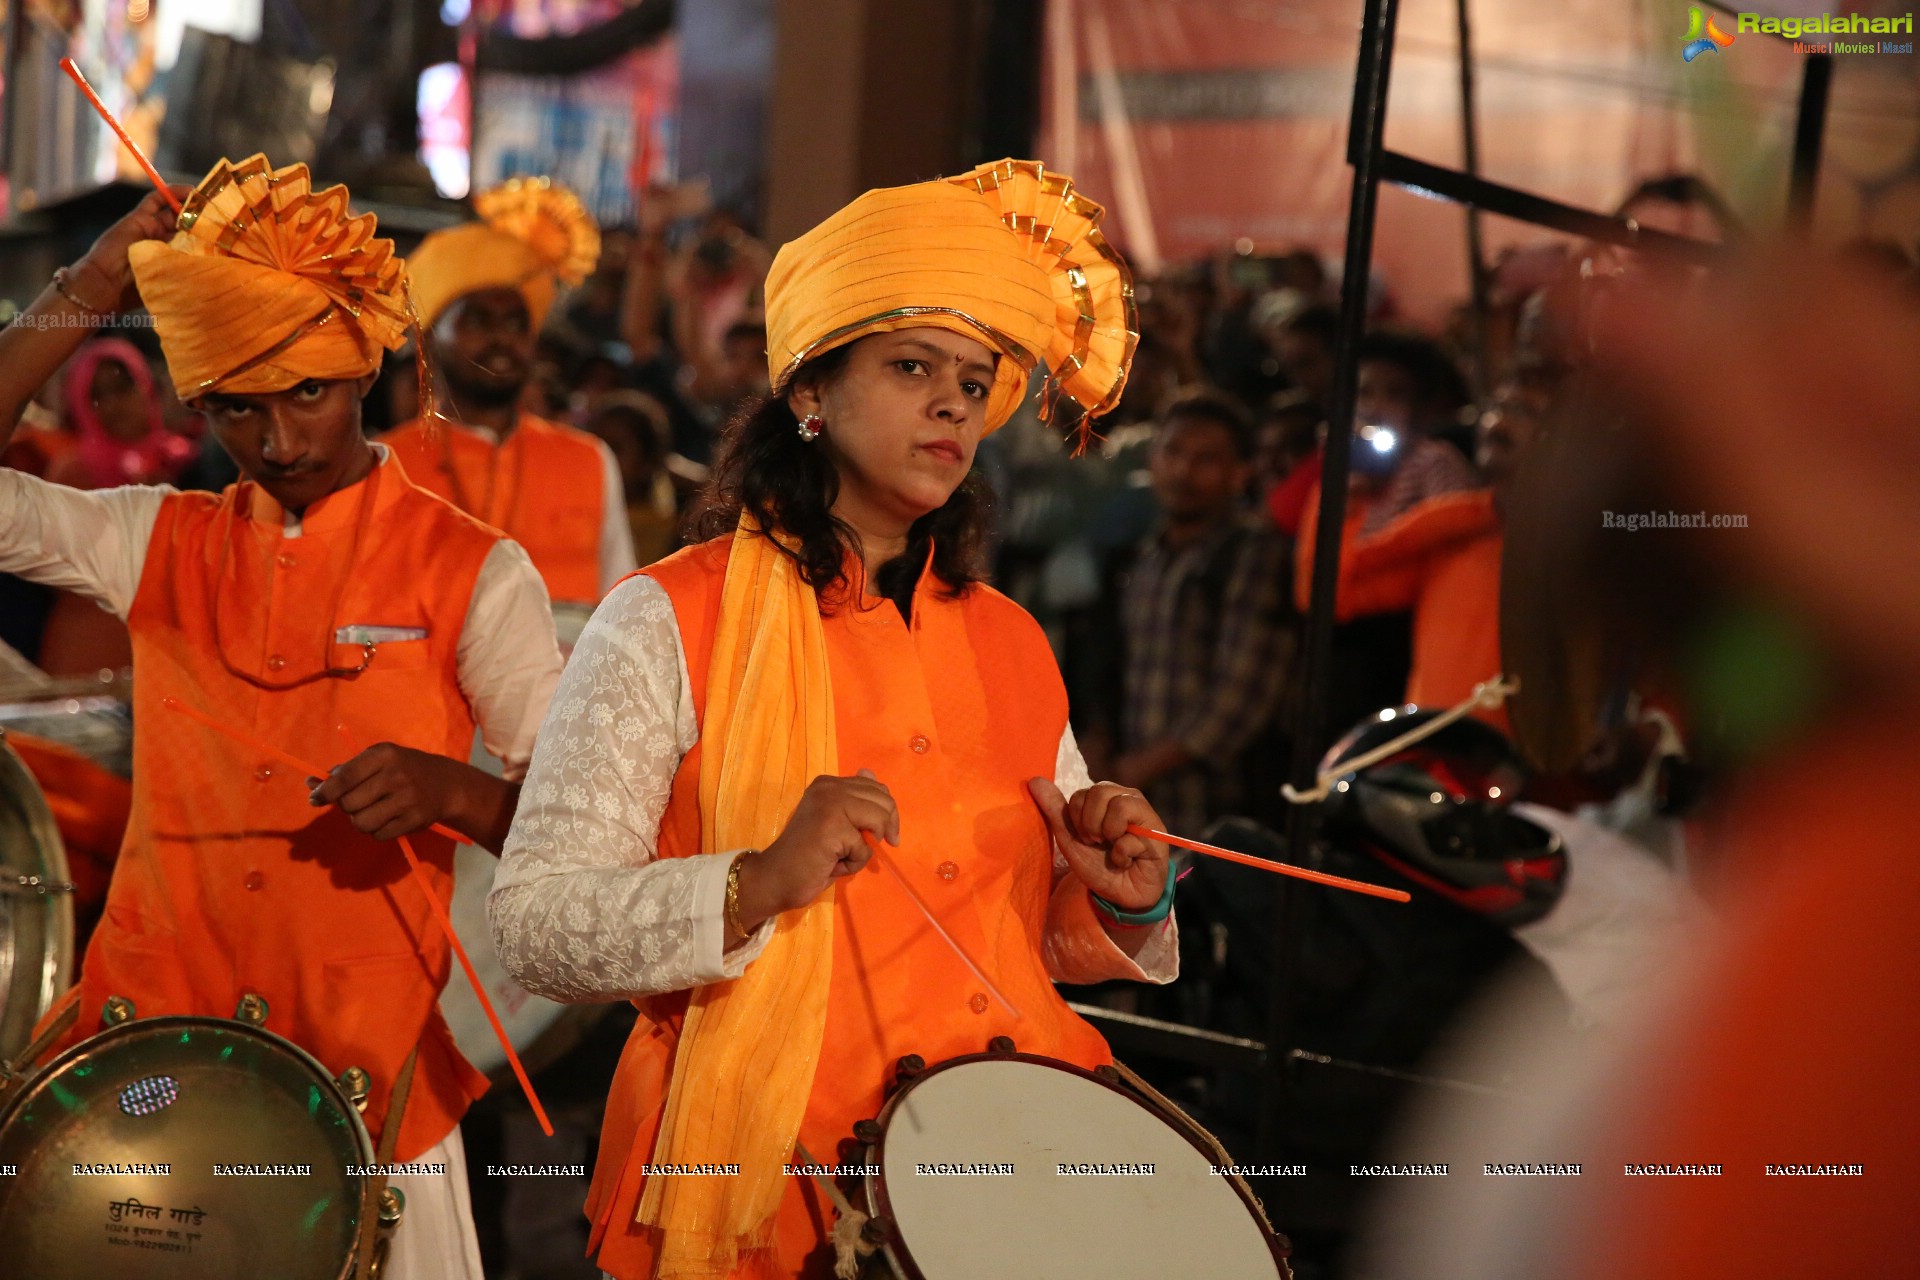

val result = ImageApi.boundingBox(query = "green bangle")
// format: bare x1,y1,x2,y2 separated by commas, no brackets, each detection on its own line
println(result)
1090,861,1177,928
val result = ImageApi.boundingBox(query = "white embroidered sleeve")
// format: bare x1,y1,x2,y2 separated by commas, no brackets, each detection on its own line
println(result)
487,574,772,1002
1044,723,1180,985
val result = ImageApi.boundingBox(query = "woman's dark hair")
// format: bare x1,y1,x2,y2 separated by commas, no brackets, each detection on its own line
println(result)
688,343,994,610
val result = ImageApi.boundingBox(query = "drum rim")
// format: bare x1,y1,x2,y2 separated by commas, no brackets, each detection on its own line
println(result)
0,1012,377,1280
0,735,75,1058
857,1050,1289,1280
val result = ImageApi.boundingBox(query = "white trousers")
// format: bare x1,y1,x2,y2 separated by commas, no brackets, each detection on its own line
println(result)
382,1129,486,1280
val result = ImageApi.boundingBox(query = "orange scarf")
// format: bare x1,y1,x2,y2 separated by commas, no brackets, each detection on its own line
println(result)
635,515,838,1277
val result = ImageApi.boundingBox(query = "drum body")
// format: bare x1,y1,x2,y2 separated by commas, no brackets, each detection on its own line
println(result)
0,1014,374,1279
0,693,135,778
0,735,74,1059
858,1052,1289,1280
439,841,605,1081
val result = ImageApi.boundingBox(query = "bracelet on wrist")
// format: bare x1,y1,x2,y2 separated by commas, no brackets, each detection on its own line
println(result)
723,849,756,938
52,266,113,317
1090,860,1178,929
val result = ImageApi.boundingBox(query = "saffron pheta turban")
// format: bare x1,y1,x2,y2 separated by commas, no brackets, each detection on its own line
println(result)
407,177,601,333
764,158,1139,437
128,155,410,397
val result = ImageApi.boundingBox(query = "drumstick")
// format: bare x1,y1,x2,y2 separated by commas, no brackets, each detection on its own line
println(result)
1125,824,1411,903
59,58,183,213
397,835,553,1135
860,832,1021,1020
158,696,555,1134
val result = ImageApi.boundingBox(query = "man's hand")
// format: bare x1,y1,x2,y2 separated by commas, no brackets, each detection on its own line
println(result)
1028,778,1171,912
309,743,483,844
72,185,191,313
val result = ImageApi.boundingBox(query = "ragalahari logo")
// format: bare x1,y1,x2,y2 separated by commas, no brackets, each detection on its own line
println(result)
1683,6,1738,59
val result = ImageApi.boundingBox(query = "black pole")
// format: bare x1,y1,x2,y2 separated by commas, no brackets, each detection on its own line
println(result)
1454,0,1491,400
1257,0,1403,1162
1787,53,1832,229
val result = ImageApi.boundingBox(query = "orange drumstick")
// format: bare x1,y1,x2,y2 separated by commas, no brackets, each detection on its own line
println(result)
158,696,555,1133
59,57,183,213
860,832,1021,1020
398,836,553,1135
1126,823,1411,903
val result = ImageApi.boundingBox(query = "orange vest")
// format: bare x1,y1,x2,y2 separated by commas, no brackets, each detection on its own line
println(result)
588,539,1117,1279
51,456,500,1161
382,414,606,605
1296,487,1508,731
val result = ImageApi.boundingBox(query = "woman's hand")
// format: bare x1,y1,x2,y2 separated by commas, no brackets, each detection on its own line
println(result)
1027,778,1171,912
70,185,191,313
733,769,897,932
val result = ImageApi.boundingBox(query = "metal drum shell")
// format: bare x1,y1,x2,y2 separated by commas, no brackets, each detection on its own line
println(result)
0,1014,375,1280
0,733,74,1059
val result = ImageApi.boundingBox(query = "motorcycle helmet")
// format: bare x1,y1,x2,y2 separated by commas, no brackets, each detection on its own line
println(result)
1318,706,1567,926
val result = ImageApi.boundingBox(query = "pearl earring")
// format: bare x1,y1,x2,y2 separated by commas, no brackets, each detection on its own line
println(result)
797,414,824,442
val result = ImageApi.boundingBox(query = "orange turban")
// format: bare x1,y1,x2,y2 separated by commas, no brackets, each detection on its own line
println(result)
407,177,600,333
128,156,409,397
765,158,1138,439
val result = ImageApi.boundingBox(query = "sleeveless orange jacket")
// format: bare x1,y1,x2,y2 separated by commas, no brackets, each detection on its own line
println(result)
48,456,499,1161
382,413,606,606
588,538,1131,1279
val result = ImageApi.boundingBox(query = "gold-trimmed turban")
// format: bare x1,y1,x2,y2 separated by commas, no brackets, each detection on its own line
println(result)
407,177,600,333
764,158,1138,439
128,155,409,397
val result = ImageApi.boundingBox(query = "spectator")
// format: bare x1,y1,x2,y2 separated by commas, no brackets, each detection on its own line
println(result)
1262,304,1339,535
1102,392,1296,834
1251,389,1321,509
1298,364,1558,731
48,337,193,490
583,391,684,569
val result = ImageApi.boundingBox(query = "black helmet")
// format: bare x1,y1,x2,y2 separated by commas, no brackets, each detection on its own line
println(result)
1318,707,1567,927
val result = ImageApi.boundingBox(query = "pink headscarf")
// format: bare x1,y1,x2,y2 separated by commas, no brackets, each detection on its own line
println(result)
63,339,194,489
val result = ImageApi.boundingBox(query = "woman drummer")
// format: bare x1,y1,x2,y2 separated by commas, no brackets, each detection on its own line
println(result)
488,160,1178,1279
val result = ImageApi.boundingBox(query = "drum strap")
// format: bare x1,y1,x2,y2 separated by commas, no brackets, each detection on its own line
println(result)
791,1139,875,1280
350,1045,419,1280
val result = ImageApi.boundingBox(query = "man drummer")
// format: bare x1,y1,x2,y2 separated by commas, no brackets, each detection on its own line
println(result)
381,178,638,609
0,160,563,1280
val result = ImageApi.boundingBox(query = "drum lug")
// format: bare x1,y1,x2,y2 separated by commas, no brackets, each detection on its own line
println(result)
859,1214,895,1245
987,1036,1017,1055
101,994,136,1026
836,1137,866,1166
885,1054,925,1098
852,1118,881,1145
234,992,270,1026
339,1065,372,1112
364,1186,407,1280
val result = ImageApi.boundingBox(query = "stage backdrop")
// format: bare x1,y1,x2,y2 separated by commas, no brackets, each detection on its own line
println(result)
1041,0,1920,327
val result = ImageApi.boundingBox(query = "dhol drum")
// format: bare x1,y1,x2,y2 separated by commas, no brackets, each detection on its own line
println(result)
0,733,74,1060
0,691,135,778
440,598,605,1082
847,1048,1292,1280
551,601,595,659
438,841,606,1083
0,1003,390,1279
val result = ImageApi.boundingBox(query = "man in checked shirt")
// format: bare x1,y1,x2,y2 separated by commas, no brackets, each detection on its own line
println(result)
1108,392,1297,836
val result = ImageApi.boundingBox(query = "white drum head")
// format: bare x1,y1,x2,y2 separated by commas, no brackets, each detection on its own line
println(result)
874,1057,1282,1279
